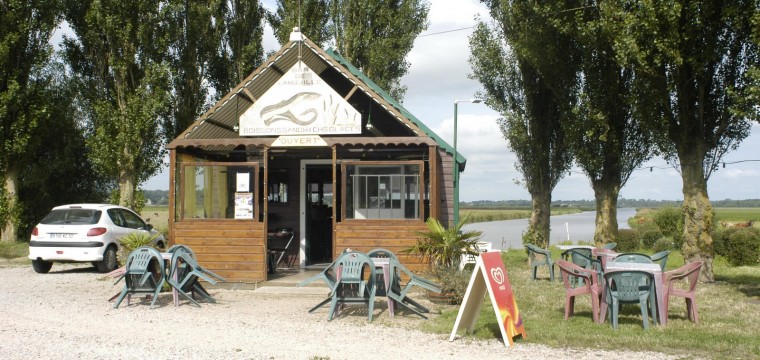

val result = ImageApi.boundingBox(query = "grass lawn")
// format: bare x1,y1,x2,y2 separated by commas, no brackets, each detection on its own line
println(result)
422,249,760,359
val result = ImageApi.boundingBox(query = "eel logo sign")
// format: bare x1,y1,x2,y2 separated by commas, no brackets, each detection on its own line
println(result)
239,61,361,136
449,251,526,347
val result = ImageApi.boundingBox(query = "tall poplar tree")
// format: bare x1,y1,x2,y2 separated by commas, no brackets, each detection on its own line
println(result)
63,0,171,210
0,0,61,241
268,0,330,47
470,3,576,248
330,0,429,100
600,1,760,281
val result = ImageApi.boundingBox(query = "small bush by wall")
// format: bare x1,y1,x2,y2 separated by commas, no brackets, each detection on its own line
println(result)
653,206,685,248
616,229,641,252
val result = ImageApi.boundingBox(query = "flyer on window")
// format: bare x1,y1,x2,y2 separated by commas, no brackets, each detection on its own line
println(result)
234,192,253,219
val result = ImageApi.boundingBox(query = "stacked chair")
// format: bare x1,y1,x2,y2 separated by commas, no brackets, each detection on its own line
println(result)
112,246,166,308
166,244,226,306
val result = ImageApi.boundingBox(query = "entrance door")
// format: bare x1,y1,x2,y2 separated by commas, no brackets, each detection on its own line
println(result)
301,162,334,266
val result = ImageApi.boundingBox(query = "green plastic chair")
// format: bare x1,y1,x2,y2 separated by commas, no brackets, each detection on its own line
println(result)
112,246,166,308
649,250,671,271
604,270,657,329
387,257,442,319
367,248,398,297
525,244,556,281
612,253,654,264
166,245,225,306
603,242,617,250
565,249,603,287
329,251,377,321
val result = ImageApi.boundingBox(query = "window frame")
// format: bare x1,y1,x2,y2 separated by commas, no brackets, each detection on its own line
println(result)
340,160,425,221
178,161,260,221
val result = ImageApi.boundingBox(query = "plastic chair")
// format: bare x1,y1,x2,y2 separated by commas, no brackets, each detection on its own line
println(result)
565,249,603,287
664,261,703,323
556,260,602,323
112,246,166,308
604,270,657,329
329,251,377,321
613,253,654,264
459,241,492,270
367,248,398,296
650,250,671,271
525,244,556,281
603,242,617,250
386,257,442,319
166,245,225,306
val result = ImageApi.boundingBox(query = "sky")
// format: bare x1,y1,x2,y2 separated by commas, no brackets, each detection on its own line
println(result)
144,0,760,202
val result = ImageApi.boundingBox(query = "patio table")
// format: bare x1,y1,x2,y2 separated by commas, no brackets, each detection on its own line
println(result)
369,257,395,318
599,262,665,326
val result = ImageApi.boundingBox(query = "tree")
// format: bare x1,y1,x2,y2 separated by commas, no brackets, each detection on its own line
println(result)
62,0,171,210
330,0,429,101
599,1,760,281
268,0,330,47
549,3,656,246
469,3,575,248
164,0,224,139
209,0,266,95
0,0,61,241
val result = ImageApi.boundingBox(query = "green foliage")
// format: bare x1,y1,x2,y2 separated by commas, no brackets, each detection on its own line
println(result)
615,228,640,252
640,229,664,250
720,228,760,267
330,0,430,100
117,231,160,266
652,236,675,253
0,241,28,259
269,0,330,47
405,216,482,268
652,206,685,249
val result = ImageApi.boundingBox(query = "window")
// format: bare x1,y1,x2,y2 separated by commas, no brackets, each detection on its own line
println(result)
344,162,422,220
181,163,259,220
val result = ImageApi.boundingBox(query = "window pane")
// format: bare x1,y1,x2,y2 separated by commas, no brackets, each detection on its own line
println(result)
346,163,421,220
183,164,256,220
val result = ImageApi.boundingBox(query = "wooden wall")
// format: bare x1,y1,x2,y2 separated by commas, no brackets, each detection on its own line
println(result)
334,220,430,273
438,148,455,228
172,220,266,282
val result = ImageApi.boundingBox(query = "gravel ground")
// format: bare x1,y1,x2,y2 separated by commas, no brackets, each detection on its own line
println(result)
0,262,682,360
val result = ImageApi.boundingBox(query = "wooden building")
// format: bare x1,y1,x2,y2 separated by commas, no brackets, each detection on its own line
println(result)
167,30,464,283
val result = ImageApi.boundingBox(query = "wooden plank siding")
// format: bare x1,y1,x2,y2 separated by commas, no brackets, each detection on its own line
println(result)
172,220,266,282
334,220,431,274
438,148,454,227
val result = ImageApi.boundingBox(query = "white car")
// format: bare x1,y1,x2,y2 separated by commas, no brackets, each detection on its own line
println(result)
28,204,166,273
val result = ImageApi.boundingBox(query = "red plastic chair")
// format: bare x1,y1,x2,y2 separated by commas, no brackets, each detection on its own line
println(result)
556,260,602,323
664,261,703,323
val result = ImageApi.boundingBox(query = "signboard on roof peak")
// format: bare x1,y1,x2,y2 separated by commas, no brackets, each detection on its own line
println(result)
239,61,362,136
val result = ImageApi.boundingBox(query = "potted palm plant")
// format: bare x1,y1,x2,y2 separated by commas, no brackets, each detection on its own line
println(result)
404,215,483,304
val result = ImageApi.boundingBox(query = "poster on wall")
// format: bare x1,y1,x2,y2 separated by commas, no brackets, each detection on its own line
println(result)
449,251,526,347
237,172,250,192
234,192,253,219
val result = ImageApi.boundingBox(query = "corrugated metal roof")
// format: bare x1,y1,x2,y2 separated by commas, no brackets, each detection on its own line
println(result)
168,34,465,170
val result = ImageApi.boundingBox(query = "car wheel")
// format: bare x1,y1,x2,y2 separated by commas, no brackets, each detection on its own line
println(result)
156,241,165,251
96,246,118,273
32,259,53,274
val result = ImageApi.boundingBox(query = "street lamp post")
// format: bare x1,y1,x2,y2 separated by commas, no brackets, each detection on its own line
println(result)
453,98,482,227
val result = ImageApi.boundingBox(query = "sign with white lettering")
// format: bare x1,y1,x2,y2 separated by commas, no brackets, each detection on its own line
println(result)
449,251,526,347
271,135,328,147
239,61,362,136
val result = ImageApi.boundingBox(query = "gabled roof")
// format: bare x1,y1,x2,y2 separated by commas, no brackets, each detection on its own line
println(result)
168,32,465,170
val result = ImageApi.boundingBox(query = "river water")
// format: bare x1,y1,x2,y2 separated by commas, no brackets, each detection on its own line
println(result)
462,208,637,251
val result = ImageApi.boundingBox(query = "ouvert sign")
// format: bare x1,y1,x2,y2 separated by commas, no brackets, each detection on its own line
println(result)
239,61,362,136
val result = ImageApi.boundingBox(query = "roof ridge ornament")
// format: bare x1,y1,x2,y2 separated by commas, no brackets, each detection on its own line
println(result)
289,27,305,42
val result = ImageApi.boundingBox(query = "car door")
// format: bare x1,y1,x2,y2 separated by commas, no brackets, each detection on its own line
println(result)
105,208,131,246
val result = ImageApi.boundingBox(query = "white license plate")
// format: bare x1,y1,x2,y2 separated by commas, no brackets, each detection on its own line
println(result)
50,233,74,239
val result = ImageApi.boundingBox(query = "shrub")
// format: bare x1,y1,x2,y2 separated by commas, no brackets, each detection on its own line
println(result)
712,227,736,257
616,229,640,252
641,229,664,250
652,236,675,253
722,228,760,266
427,264,471,305
653,206,684,248
117,231,160,266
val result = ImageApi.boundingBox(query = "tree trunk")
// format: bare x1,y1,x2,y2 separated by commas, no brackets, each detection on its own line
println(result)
680,157,714,282
119,168,136,209
592,183,620,246
1,167,19,242
528,190,552,249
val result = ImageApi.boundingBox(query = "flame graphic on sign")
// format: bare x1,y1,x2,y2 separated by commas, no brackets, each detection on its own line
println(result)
491,267,504,285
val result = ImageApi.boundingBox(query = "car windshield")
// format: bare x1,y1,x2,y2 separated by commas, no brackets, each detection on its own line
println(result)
41,209,102,225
